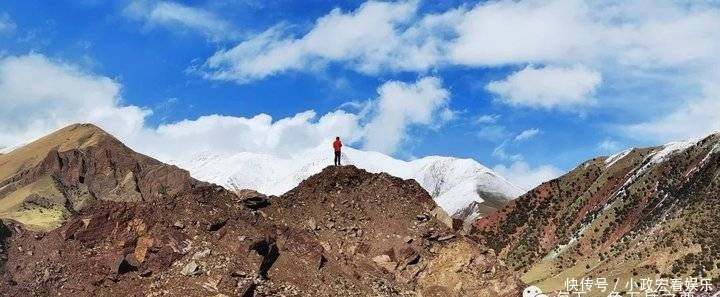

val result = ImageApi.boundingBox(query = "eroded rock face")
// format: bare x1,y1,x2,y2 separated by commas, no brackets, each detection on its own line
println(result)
0,220,10,267
417,240,522,297
0,124,205,229
25,127,199,204
0,220,13,287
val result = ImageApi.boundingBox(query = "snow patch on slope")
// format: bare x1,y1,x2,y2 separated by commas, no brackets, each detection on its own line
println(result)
615,137,701,189
648,138,699,164
171,144,524,214
604,148,632,168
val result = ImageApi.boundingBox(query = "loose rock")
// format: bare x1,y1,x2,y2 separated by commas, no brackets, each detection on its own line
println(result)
181,261,201,276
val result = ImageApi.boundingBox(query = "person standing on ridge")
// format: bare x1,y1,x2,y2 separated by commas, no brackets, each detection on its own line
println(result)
333,137,342,166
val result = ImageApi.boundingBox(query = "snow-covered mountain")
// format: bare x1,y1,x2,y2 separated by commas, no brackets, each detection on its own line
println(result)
171,144,525,215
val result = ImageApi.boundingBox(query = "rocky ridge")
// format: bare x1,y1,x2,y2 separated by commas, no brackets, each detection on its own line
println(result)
473,133,720,292
0,123,202,230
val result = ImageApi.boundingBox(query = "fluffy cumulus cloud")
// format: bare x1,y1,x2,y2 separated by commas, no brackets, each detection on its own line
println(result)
486,65,601,109
0,53,451,160
201,0,718,80
141,110,364,161
363,77,451,153
201,0,456,83
493,161,563,190
0,54,150,147
195,0,720,141
124,0,238,41
449,0,595,66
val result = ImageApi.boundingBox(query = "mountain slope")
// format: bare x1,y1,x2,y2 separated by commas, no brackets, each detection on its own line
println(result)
173,144,524,216
0,123,201,230
0,124,523,296
472,133,720,292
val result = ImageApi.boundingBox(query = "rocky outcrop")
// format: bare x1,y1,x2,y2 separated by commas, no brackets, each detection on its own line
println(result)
0,220,10,267
0,165,522,296
263,165,522,296
0,124,204,229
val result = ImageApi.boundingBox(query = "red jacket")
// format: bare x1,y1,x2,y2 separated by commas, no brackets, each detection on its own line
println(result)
333,139,342,152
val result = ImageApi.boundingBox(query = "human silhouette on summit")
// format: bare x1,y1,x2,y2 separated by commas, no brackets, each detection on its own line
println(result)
333,137,342,166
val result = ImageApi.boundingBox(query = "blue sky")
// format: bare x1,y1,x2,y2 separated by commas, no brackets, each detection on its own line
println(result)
1,0,719,188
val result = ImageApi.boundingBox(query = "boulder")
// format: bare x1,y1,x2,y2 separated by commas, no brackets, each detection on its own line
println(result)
134,236,154,263
181,261,201,276
125,254,142,268
430,207,454,229
113,254,139,275
372,254,397,272
172,221,185,229
243,196,270,210
238,282,256,297
249,236,279,278
392,245,420,268
236,189,271,210
61,219,85,240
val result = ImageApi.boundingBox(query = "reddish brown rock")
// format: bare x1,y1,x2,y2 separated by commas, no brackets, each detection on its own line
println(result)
0,124,525,296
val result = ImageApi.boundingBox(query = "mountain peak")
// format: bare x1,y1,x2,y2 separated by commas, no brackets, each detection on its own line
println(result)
284,164,436,211
0,123,200,230
40,122,117,149
176,145,523,217
0,123,121,182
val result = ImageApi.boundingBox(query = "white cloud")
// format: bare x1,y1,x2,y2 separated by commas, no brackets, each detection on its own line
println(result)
474,114,500,124
476,125,509,143
0,54,150,146
491,142,522,161
124,0,238,42
448,0,720,71
514,128,541,141
363,77,451,154
0,13,15,34
449,0,595,66
623,85,720,142
194,0,720,144
493,161,563,190
201,0,719,81
486,64,601,109
0,53,450,160
141,110,364,161
597,138,621,151
200,0,462,83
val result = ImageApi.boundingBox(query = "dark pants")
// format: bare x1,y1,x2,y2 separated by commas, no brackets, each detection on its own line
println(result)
334,151,341,166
